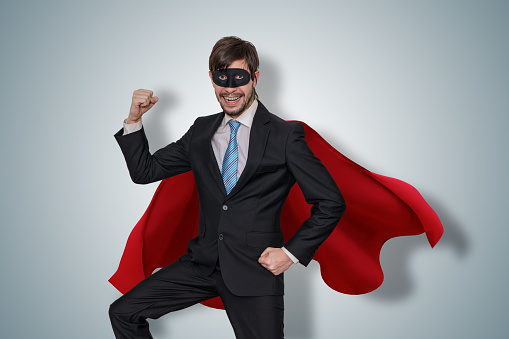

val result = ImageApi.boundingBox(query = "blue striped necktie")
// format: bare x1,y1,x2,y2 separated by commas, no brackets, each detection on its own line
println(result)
222,120,241,195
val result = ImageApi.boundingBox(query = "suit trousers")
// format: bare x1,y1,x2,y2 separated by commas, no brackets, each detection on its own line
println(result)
109,256,284,339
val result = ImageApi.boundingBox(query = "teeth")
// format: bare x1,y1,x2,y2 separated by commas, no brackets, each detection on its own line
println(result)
224,96,240,102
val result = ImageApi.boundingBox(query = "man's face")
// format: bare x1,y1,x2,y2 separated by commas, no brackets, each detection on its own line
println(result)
209,59,259,117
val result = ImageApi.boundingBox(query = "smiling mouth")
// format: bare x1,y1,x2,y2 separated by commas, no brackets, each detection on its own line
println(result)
223,95,242,104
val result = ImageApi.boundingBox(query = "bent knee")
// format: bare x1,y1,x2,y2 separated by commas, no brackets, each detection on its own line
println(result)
109,297,127,320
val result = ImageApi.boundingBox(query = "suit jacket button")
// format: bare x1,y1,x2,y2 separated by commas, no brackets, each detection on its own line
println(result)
218,234,224,240
222,205,228,211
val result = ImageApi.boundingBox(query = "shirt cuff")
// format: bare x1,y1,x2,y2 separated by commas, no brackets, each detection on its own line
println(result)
281,246,299,264
123,118,143,135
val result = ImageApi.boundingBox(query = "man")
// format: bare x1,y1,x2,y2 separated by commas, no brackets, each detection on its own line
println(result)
109,36,346,339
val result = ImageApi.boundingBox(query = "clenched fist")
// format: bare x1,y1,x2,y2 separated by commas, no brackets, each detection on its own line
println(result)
126,89,159,124
258,247,294,276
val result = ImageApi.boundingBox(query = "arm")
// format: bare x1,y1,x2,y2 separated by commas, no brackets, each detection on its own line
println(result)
283,122,346,266
114,123,194,184
123,118,143,135
114,89,194,184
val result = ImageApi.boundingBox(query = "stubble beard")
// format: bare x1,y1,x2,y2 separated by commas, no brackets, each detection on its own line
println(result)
220,89,255,118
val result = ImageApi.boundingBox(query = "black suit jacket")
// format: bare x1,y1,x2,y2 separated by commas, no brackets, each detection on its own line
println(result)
114,102,346,296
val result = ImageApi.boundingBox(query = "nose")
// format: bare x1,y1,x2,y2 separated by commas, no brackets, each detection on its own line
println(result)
222,87,238,93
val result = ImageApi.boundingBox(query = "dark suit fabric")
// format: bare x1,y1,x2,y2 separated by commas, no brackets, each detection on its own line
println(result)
109,256,284,339
113,102,345,297
110,102,345,338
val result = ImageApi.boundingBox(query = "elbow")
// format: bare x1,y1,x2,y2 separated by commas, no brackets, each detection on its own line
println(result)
337,201,346,221
315,196,346,226
129,172,151,185
131,177,146,185
327,178,346,222
331,194,346,222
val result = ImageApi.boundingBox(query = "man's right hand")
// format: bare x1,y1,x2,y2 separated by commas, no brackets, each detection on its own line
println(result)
126,89,159,124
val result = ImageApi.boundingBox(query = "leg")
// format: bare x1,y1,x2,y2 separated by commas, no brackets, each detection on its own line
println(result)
213,268,284,339
109,258,218,338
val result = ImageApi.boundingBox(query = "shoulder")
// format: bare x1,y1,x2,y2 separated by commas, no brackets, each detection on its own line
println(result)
257,101,301,130
255,101,305,141
186,112,223,134
267,111,305,136
194,112,222,125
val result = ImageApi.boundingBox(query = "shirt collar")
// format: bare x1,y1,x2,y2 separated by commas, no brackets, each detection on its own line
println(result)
221,99,258,129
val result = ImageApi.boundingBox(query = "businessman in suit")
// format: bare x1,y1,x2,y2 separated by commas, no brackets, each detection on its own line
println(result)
109,36,346,339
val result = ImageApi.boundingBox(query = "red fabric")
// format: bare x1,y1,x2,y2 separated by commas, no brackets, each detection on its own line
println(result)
109,121,443,310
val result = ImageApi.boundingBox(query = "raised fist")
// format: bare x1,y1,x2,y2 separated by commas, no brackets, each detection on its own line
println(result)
127,89,159,124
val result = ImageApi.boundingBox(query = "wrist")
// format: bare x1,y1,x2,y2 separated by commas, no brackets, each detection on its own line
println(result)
125,117,141,124
281,246,299,264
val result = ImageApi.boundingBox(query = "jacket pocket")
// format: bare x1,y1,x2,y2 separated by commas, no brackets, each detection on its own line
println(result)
246,231,284,248
254,164,285,173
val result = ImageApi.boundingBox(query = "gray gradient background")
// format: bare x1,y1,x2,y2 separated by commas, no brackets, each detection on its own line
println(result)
1,1,507,338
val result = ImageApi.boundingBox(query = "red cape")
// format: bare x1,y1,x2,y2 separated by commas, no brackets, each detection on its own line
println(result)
109,121,443,310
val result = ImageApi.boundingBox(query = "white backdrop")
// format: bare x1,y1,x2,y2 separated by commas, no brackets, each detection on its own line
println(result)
1,1,508,338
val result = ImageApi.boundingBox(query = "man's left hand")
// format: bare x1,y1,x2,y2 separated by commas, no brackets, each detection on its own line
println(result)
258,247,293,275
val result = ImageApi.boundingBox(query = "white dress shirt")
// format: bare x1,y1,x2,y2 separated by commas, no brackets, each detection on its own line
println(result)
122,100,299,264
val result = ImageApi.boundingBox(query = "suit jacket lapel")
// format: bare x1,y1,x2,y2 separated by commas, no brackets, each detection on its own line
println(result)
203,113,228,196
226,101,271,200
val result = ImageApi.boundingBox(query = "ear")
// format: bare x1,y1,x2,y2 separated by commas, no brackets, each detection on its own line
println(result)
209,71,213,82
252,70,260,88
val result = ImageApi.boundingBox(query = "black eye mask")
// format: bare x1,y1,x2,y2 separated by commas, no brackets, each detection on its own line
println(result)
212,68,251,88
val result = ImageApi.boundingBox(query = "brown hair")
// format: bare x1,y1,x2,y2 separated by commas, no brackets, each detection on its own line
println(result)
209,36,259,81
